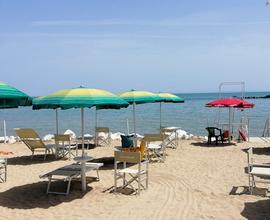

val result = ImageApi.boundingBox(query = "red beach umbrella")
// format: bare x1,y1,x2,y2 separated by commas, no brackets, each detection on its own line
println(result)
206,97,254,108
206,97,254,142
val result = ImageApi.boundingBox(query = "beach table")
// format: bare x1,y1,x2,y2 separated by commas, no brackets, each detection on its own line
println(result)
160,127,180,149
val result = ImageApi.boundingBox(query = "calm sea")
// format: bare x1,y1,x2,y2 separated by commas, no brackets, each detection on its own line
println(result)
1,91,270,138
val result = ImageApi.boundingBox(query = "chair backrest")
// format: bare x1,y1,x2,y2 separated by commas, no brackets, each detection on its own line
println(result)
143,133,164,142
54,134,71,142
206,127,221,136
115,151,141,164
14,128,46,149
96,127,110,133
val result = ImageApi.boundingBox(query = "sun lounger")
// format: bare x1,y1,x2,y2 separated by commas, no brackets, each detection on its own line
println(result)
247,147,270,194
15,128,55,160
40,162,103,195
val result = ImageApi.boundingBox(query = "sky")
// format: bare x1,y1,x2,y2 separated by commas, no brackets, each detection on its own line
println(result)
0,0,270,96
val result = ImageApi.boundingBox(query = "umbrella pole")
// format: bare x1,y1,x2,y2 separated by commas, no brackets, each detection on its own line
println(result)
81,107,86,191
133,102,137,146
3,120,7,144
95,107,98,146
160,102,162,130
229,107,232,143
55,109,59,135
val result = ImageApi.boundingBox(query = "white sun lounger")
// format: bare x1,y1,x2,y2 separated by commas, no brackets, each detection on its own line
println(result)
40,162,103,195
247,147,270,194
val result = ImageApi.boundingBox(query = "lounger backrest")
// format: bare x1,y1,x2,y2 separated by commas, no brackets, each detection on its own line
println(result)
115,151,141,163
15,128,40,139
15,128,46,149
96,127,110,133
54,134,70,142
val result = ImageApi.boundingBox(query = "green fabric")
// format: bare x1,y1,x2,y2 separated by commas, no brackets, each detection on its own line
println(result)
33,87,129,110
0,82,32,108
158,93,184,103
119,90,162,104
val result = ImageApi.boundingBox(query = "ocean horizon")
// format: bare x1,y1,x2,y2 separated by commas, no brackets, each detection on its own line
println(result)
1,91,270,138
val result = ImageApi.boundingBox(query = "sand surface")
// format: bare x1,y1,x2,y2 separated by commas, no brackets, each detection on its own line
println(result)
1,139,270,220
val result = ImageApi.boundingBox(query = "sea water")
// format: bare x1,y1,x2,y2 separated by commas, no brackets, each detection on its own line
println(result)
0,92,270,138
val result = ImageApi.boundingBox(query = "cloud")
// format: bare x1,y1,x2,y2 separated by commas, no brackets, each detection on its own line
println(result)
31,19,270,27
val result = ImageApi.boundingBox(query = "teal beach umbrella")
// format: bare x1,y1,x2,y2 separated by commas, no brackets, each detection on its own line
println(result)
0,82,32,108
33,87,129,191
119,90,162,137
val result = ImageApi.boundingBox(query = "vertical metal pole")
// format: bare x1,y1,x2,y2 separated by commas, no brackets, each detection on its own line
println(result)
55,109,59,135
229,107,232,143
133,102,137,146
81,108,85,156
126,118,130,135
95,107,98,146
81,107,86,191
160,102,162,130
3,120,7,144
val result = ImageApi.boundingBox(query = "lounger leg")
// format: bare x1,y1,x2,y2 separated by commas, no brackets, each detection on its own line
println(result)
4,160,7,182
96,169,100,181
47,176,52,194
44,150,47,160
31,151,34,159
66,178,72,195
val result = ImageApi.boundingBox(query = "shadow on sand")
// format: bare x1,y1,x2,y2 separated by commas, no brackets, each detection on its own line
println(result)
241,199,270,220
7,154,61,166
0,178,96,209
190,142,237,148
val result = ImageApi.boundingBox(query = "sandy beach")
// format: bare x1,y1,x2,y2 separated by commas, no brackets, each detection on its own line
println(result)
0,139,270,220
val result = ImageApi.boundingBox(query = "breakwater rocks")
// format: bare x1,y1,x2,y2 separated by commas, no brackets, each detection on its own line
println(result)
233,95,270,99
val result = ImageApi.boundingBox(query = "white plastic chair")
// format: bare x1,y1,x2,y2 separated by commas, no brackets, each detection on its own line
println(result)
95,127,111,147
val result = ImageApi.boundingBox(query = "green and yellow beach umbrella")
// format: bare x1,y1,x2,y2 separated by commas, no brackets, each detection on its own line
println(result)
0,81,32,108
158,93,184,129
33,87,129,191
119,90,162,137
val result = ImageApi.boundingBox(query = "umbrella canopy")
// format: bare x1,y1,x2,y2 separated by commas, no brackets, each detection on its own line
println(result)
158,93,184,103
119,90,162,105
33,87,129,110
206,97,254,108
0,81,32,108
157,93,184,129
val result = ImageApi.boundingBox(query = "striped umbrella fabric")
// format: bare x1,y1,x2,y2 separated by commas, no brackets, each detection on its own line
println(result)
158,93,184,103
157,93,184,129
119,90,162,105
33,87,129,110
0,82,32,108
